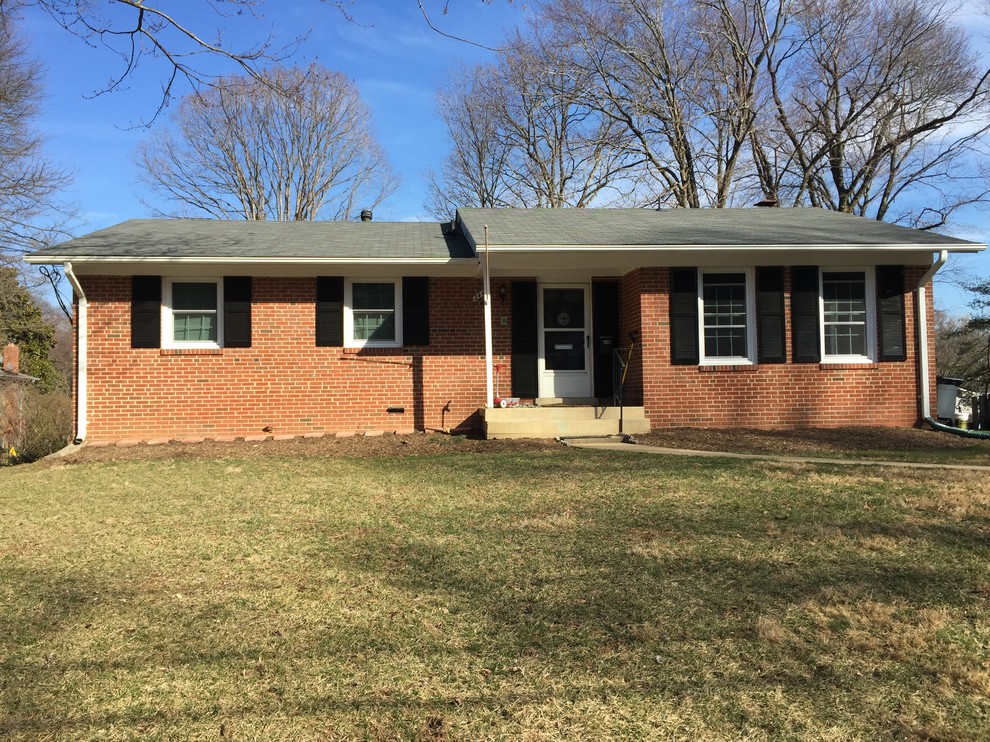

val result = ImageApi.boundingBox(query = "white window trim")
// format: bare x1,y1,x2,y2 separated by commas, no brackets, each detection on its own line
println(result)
819,267,876,364
162,277,223,350
344,278,403,348
697,268,757,366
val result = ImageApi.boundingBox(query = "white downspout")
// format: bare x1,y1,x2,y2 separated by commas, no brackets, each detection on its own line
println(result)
482,226,494,409
916,250,948,422
63,262,87,443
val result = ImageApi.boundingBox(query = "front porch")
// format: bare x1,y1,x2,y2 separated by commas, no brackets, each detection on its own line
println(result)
482,400,650,439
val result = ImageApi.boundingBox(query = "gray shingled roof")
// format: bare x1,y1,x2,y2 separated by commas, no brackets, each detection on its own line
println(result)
28,219,476,260
27,208,984,264
455,207,983,250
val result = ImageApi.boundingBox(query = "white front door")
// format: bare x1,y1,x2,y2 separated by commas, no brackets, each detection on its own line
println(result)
538,284,592,398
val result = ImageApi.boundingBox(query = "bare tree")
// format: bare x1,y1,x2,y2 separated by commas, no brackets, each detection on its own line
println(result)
426,67,515,219
428,28,640,217
0,14,70,270
137,64,398,221
509,0,990,227
538,0,792,209
753,0,990,228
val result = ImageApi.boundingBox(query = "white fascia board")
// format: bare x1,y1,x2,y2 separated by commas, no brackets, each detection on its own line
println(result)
481,242,985,253
24,256,478,265
25,256,481,279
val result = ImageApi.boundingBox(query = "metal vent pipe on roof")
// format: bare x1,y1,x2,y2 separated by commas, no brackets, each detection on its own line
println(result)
360,209,373,222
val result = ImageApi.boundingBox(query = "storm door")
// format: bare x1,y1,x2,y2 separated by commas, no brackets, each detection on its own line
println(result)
538,285,592,398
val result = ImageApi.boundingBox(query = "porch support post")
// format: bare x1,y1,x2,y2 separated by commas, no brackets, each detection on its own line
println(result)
483,226,494,408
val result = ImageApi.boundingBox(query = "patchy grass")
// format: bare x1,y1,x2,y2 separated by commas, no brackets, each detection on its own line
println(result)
1,450,989,740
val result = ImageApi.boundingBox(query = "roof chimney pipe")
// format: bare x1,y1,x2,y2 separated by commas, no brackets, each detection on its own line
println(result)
360,209,373,222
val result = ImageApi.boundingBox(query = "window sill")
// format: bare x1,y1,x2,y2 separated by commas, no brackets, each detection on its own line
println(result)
160,348,223,356
699,363,759,373
818,361,879,370
342,346,413,356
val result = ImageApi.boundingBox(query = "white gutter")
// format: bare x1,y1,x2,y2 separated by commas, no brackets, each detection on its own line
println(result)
63,262,87,443
916,250,948,421
450,243,983,253
482,226,494,409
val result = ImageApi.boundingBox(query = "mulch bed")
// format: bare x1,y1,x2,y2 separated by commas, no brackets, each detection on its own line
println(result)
40,425,990,466
635,426,990,456
43,431,561,465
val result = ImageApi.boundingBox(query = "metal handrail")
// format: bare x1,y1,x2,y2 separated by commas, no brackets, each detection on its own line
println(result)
612,347,630,408
612,333,638,435
613,347,630,434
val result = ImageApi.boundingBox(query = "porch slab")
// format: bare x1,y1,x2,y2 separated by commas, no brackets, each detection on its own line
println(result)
484,405,650,439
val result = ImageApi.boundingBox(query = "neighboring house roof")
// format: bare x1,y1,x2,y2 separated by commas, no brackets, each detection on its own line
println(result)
26,219,476,263
455,207,984,251
0,368,37,384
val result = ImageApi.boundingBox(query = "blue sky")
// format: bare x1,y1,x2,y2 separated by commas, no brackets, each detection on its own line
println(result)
21,1,519,225
15,0,990,311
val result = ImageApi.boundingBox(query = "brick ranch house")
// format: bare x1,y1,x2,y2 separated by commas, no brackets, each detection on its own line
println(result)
25,207,984,444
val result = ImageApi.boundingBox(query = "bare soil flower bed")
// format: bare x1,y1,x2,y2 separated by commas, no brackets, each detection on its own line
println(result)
46,425,990,466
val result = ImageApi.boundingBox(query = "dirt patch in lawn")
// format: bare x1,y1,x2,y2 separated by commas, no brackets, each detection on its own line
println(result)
42,425,990,466
43,431,562,465
636,426,990,459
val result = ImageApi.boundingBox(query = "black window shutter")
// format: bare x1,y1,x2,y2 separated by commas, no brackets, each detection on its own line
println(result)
402,277,430,346
316,277,344,347
223,276,252,348
670,268,699,365
592,280,620,398
756,267,786,363
877,265,906,362
131,275,161,349
791,266,820,363
511,281,538,397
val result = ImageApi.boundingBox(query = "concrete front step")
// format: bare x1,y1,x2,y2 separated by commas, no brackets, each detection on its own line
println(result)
483,406,650,439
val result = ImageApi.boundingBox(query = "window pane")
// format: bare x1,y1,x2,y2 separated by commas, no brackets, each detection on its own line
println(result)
543,288,585,329
823,272,867,356
174,312,216,342
353,311,395,341
173,282,217,311
544,330,585,370
825,324,866,356
823,273,866,322
705,327,747,358
353,283,395,311
702,273,747,358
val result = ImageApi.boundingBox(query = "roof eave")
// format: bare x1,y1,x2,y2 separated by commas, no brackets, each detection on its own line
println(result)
24,256,480,265
479,243,985,252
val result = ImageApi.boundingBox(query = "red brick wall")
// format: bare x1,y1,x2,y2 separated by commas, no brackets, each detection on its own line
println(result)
77,266,936,442
79,276,493,442
624,266,934,429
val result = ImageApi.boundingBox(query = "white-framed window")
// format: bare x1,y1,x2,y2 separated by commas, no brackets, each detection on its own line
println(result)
345,279,402,347
163,278,223,349
698,269,756,364
820,268,875,362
